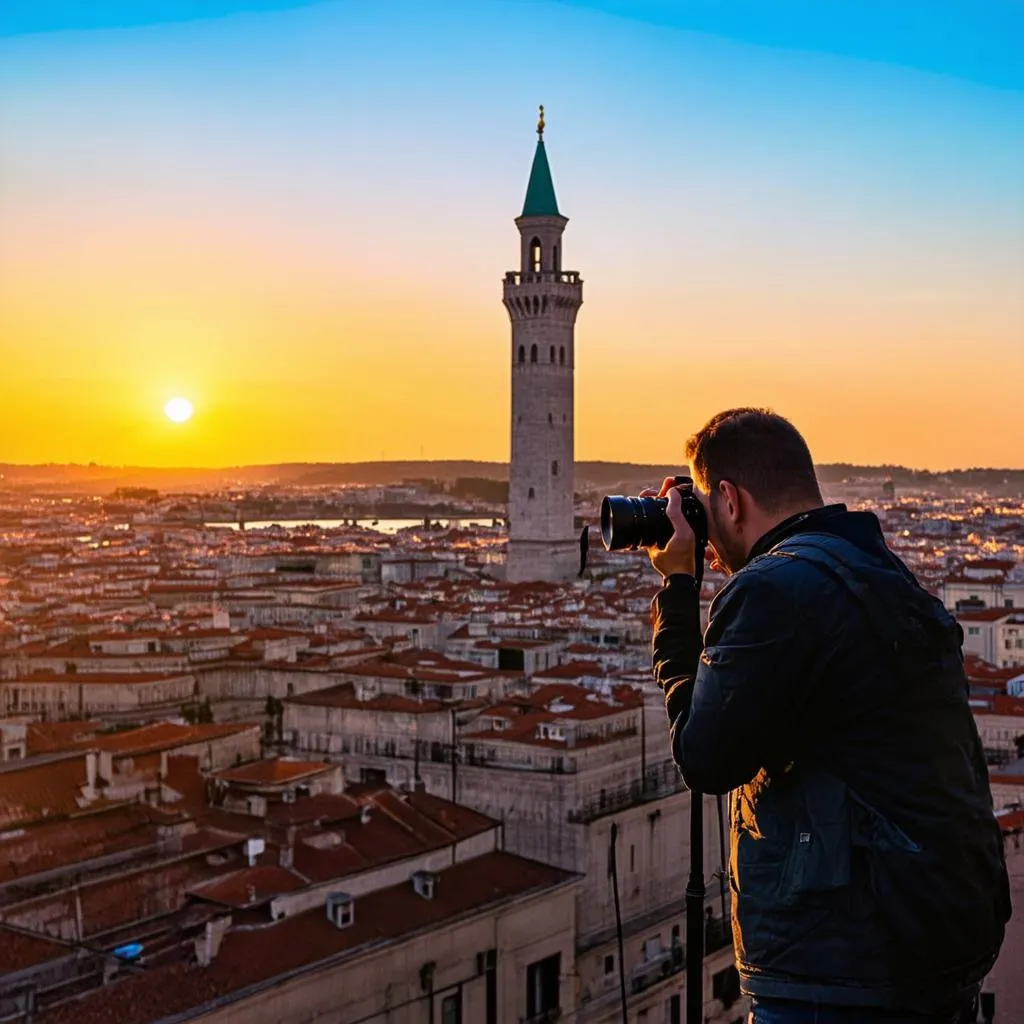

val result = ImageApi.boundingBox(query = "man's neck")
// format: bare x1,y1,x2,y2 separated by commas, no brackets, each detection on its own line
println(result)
743,502,835,564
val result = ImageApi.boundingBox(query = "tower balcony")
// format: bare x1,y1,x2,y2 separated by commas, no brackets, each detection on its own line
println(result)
503,270,583,322
504,270,582,287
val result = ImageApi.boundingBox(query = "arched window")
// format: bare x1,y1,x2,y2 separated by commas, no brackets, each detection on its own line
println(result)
559,346,565,365
532,295,539,315
530,238,542,273
530,344,538,363
528,487,535,500
548,413,553,424
542,296,548,314
518,345,525,364
553,244,560,271
551,460,559,477
549,345,555,363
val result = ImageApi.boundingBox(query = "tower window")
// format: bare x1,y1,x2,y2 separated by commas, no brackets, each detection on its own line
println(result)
530,345,538,363
528,487,535,500
533,295,539,315
559,346,565,365
530,238,542,272
549,345,555,363
551,460,559,477
548,413,553,424
518,345,525,364
553,244,560,271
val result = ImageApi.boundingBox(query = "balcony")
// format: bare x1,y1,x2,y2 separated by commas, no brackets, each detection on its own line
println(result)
567,759,686,824
504,270,581,286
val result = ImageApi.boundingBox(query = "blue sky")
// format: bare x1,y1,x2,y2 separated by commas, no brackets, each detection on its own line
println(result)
1,1,1022,467
3,0,1022,91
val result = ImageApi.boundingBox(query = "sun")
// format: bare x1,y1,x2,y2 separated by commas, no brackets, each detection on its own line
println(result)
164,397,194,424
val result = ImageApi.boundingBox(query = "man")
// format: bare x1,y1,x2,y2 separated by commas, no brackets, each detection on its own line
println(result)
646,408,1010,1024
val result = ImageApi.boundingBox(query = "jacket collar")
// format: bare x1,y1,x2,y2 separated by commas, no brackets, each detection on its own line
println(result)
745,504,848,566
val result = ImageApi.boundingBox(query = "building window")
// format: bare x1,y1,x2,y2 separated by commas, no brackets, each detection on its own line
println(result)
559,346,565,365
630,844,635,872
528,487,535,500
530,238,542,272
712,965,741,1008
526,953,560,1019
548,413,553,424
441,992,461,1024
530,344,538,363
667,993,681,1024
549,345,555,362
551,460,558,477
967,627,980,636
603,954,615,975
553,243,559,270
518,345,525,363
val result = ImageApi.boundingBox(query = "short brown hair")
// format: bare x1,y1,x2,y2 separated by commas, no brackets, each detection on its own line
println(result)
685,408,822,514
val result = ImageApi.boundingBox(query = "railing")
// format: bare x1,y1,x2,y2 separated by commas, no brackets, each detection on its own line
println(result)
568,759,686,823
504,270,581,286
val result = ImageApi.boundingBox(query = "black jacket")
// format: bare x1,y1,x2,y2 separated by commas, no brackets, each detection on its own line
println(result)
651,506,1011,1011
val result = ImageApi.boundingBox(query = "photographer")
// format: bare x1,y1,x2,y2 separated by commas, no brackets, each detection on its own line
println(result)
646,408,1010,1024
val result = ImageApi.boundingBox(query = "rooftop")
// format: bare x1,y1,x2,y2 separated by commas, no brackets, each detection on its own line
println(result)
36,851,575,1024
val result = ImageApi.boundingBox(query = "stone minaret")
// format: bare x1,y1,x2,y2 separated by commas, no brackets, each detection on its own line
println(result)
503,107,583,583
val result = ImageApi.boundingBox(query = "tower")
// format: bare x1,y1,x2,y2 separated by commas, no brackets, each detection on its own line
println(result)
503,107,583,583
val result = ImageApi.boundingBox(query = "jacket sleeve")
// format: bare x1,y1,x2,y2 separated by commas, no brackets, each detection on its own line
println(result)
651,567,808,794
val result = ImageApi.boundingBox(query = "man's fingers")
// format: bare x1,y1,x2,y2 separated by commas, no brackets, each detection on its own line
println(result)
638,489,659,498
664,486,687,533
658,476,676,498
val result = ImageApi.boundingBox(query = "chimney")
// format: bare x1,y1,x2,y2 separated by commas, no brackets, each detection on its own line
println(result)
411,870,438,900
278,826,296,869
243,837,265,867
325,892,354,929
194,916,231,967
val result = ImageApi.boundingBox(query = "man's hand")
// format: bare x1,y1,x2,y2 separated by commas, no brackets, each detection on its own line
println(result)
643,476,697,580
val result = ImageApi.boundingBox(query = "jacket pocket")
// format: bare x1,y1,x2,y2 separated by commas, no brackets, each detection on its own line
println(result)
783,771,852,900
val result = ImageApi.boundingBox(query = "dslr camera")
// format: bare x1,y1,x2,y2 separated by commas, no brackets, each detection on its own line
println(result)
600,475,708,553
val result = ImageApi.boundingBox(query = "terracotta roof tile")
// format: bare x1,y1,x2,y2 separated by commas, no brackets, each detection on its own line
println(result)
36,852,574,1024
212,759,332,785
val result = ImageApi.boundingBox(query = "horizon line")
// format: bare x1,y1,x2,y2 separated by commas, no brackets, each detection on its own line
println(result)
3,459,1024,476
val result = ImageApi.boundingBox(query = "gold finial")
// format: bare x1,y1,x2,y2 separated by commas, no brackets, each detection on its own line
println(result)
537,104,545,139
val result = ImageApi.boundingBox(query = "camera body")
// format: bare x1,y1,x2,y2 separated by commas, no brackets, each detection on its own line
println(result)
600,476,708,552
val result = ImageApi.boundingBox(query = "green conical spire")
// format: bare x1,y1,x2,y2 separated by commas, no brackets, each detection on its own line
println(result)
521,105,561,217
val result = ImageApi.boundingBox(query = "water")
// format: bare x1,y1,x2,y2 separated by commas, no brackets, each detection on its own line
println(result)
206,518,500,536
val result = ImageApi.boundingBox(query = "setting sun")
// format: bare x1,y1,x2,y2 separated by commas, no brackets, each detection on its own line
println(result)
164,397,194,424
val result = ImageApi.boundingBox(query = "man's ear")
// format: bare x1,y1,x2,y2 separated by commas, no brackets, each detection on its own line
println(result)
719,480,742,525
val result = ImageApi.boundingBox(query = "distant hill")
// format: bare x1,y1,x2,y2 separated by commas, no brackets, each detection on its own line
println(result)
1,461,1023,496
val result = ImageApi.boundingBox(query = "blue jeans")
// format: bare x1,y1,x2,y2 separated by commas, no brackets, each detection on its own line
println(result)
749,996,978,1024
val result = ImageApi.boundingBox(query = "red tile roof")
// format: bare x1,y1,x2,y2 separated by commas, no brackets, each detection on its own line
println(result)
0,928,74,973
36,852,574,1024
0,754,93,828
212,759,332,786
189,865,306,908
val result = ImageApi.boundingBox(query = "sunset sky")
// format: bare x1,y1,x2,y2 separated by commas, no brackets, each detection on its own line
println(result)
1,1,1022,470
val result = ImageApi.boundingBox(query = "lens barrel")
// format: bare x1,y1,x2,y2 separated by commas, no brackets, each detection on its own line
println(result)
600,495,675,551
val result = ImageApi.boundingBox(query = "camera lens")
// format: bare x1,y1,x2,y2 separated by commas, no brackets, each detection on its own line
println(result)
600,495,673,551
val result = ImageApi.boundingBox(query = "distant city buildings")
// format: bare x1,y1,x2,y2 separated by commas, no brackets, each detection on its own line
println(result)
0,475,1022,1021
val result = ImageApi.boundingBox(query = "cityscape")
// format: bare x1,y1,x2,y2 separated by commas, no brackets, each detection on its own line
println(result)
2,2,1023,1023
